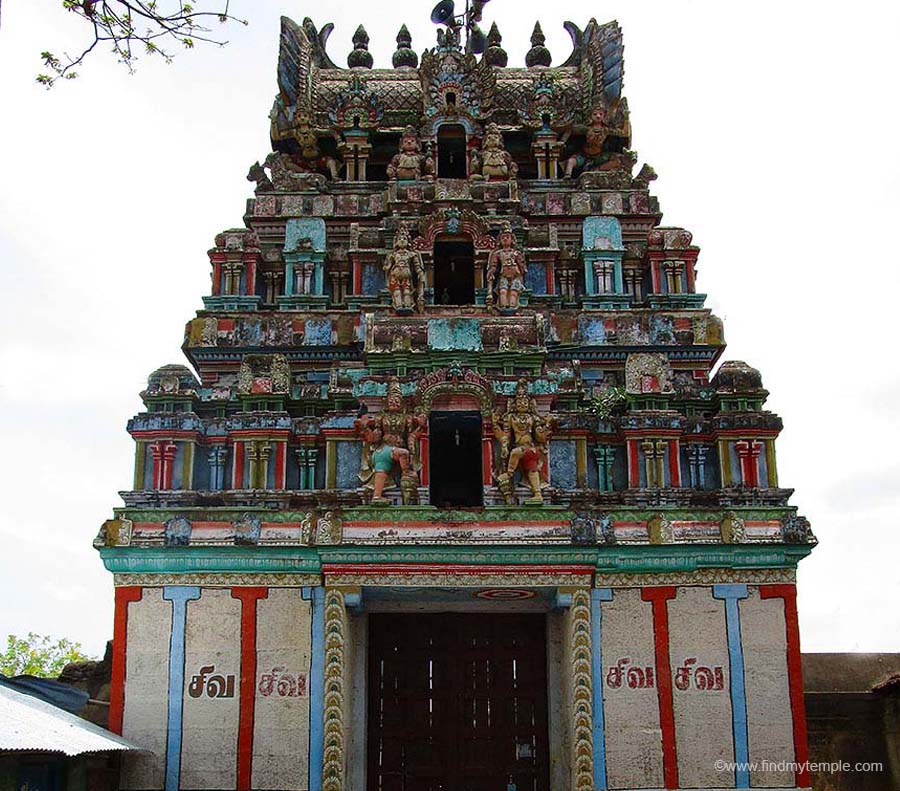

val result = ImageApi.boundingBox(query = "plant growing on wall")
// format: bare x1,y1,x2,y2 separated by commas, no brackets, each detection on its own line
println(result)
1,632,96,677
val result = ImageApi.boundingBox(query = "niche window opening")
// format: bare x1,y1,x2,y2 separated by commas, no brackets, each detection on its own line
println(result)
437,123,467,178
433,238,475,305
429,410,483,508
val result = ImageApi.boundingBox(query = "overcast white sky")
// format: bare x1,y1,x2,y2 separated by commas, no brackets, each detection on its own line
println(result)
0,1,897,658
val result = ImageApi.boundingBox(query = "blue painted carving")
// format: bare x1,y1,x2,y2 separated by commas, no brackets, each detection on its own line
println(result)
650,315,675,345
233,513,261,545
427,318,483,351
577,316,606,345
285,218,326,252
550,439,577,488
526,261,547,295
164,517,192,547
361,262,386,294
284,218,326,297
582,216,625,297
336,441,362,489
303,318,333,345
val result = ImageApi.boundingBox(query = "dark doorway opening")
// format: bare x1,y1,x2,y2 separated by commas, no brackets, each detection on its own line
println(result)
437,124,468,178
429,410,483,507
433,239,475,306
367,613,550,791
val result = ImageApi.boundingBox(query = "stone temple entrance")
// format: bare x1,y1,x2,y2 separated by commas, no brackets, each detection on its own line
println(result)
428,410,484,507
366,613,550,791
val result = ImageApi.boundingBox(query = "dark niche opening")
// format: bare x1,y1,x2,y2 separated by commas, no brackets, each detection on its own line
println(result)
437,123,467,178
433,238,475,306
429,410,483,508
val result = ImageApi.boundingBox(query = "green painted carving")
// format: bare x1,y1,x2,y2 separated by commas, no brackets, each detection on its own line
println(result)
427,318,483,351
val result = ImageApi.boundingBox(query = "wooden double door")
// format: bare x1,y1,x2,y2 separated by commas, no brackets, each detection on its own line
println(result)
367,613,550,791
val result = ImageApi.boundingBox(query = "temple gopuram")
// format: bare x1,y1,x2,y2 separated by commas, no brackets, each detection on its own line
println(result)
95,9,816,791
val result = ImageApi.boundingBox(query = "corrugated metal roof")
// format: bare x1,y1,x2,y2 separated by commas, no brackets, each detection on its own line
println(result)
0,684,143,756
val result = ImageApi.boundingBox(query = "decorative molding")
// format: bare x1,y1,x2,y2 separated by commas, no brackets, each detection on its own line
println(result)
568,588,594,791
594,567,795,588
325,570,594,587
322,588,347,791
113,573,322,587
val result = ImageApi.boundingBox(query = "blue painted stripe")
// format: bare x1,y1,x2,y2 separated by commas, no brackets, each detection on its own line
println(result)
162,586,201,791
305,587,326,791
591,588,614,790
713,583,750,788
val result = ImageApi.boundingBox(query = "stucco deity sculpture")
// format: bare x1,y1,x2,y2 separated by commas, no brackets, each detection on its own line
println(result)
384,226,426,314
563,104,631,178
355,378,425,505
486,224,527,313
471,123,518,180
494,379,552,505
289,111,340,180
387,126,434,181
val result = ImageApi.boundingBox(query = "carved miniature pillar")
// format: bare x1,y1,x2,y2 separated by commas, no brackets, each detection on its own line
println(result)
735,440,763,487
243,251,257,296
531,128,564,179
257,441,272,489
686,444,708,489
306,447,319,490
149,441,177,490
274,441,287,489
481,424,493,487
133,441,146,489
340,130,372,181
593,446,616,491
208,445,228,490
296,448,309,490
262,271,282,303
210,252,226,296
765,440,778,487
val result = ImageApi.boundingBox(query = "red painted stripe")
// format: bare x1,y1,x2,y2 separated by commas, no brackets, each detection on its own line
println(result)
642,587,679,789
323,563,594,576
233,441,244,489
341,520,568,529
229,429,292,439
231,587,269,791
353,261,362,294
245,259,256,296
212,261,223,295
421,434,430,486
651,261,661,292
129,430,201,440
545,262,555,295
668,441,681,487
628,439,640,487
275,442,286,489
108,586,143,735
761,584,810,788
482,437,492,486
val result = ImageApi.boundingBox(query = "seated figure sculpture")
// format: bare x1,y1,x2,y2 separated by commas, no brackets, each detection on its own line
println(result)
387,126,434,181
563,103,631,178
486,223,527,313
471,123,518,180
383,226,426,314
494,379,552,505
355,378,424,505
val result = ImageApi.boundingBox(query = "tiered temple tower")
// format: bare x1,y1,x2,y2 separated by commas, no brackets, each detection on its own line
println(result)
96,13,816,791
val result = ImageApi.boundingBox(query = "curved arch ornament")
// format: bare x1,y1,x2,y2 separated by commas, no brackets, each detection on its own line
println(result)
415,366,494,417
414,208,496,251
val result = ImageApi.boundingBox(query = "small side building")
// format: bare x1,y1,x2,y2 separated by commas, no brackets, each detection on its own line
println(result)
0,684,140,791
